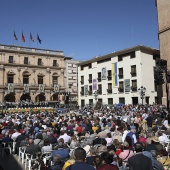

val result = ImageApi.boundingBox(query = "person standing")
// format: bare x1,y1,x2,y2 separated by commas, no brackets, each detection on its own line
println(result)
128,142,152,170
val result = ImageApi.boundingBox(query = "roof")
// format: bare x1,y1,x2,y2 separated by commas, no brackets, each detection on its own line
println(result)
77,45,160,66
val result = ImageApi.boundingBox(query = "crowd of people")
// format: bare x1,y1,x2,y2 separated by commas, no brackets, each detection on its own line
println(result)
0,104,170,170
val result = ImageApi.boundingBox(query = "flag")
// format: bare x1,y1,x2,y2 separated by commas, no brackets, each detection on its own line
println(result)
37,34,41,44
22,32,25,42
14,31,18,40
112,63,118,86
30,33,34,42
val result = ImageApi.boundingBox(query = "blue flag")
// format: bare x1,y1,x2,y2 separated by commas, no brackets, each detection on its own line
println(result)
37,34,41,44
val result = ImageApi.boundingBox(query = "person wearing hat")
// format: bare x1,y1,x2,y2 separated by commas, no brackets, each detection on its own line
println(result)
152,136,164,153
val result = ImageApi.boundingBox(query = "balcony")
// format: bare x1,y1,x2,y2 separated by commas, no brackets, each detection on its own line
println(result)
131,86,137,92
88,91,93,95
118,74,123,79
80,81,84,85
107,76,112,81
80,91,84,96
130,72,137,77
98,78,101,82
88,79,92,83
98,90,102,95
118,87,124,93
53,63,59,67
37,61,43,66
107,89,112,94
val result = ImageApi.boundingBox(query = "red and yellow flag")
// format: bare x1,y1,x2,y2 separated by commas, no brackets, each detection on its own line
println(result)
22,32,25,42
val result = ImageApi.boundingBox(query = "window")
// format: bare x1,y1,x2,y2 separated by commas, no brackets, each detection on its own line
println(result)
73,70,77,74
38,58,42,66
7,75,14,83
130,51,136,59
89,99,93,106
69,83,72,88
23,75,29,84
89,74,92,83
68,70,72,73
89,64,92,68
81,76,84,84
108,98,113,105
107,83,112,93
118,81,124,92
89,85,92,95
118,55,123,61
68,76,72,80
53,76,58,85
9,56,13,63
81,66,84,70
24,57,28,64
131,65,137,76
98,84,102,94
38,76,43,84
107,70,112,81
53,60,58,67
119,97,125,104
118,68,123,79
131,80,137,91
98,72,101,82
81,87,84,95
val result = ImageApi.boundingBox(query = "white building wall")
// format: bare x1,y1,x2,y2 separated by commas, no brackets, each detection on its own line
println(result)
78,47,159,107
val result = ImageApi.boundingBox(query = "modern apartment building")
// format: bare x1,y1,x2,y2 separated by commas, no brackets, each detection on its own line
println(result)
64,58,80,105
0,44,66,103
77,45,160,107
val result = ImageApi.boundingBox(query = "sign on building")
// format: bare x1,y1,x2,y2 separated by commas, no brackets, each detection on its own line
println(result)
124,79,130,92
54,84,59,92
102,67,107,80
39,84,44,93
93,79,97,91
8,83,14,92
24,84,29,93
84,85,88,96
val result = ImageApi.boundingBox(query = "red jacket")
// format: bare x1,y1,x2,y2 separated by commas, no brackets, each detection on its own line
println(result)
97,164,119,170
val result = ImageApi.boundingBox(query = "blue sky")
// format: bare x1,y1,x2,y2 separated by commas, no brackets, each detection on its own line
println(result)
0,0,159,61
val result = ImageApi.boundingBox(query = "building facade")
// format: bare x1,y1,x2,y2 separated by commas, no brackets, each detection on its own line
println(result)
0,44,66,103
156,0,170,106
77,45,160,107
64,58,80,105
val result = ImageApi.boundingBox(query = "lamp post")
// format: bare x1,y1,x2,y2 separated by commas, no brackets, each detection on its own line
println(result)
138,86,146,105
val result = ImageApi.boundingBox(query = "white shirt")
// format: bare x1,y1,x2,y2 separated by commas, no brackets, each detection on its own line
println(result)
58,133,71,143
159,133,169,143
11,132,21,141
122,130,130,142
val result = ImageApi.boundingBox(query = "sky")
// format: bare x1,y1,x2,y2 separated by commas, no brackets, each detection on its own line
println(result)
0,0,159,61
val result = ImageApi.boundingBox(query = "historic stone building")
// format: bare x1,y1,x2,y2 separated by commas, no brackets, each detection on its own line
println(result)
156,0,170,106
0,44,66,103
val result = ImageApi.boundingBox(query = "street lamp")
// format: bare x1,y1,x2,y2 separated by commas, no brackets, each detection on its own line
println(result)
138,86,146,105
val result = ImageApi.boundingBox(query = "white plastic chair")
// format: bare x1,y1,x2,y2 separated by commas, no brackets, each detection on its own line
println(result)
18,147,26,164
1,142,12,157
25,152,41,170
